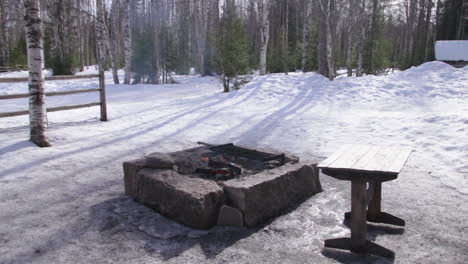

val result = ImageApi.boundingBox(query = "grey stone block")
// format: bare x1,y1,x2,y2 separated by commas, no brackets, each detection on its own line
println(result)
145,152,175,169
222,163,322,227
136,168,225,229
217,205,244,227
123,158,147,197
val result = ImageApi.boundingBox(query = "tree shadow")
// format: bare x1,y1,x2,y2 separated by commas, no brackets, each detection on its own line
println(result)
0,93,233,178
3,195,260,263
0,140,32,157
88,196,259,261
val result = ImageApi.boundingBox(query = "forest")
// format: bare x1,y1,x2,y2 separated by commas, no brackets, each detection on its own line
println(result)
1,1,468,263
0,0,467,88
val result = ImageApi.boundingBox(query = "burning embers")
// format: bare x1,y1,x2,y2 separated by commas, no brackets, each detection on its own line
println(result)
195,156,242,181
123,143,322,229
193,142,287,181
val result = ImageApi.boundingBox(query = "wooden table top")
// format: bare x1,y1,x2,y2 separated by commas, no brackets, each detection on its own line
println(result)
317,144,412,181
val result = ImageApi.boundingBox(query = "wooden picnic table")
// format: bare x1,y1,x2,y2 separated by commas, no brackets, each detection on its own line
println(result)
317,144,412,258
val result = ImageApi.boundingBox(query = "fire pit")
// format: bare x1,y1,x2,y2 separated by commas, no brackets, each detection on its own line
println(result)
123,143,322,229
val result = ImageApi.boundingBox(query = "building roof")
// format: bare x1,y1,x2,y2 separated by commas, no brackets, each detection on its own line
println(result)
435,40,468,61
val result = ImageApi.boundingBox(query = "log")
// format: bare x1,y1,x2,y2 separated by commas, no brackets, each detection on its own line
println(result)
0,74,100,83
0,102,101,118
0,88,101,100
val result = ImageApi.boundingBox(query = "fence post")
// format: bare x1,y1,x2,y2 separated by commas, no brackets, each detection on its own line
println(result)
99,70,108,121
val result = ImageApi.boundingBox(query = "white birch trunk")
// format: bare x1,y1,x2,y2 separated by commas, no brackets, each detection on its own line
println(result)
96,0,119,84
258,0,270,76
194,1,208,75
346,0,355,77
123,0,132,84
301,0,311,72
109,0,120,84
77,0,85,72
96,0,107,72
24,0,50,147
0,1,8,66
319,0,335,80
356,0,366,77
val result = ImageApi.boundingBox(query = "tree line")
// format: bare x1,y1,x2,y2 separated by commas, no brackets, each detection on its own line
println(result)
0,0,467,87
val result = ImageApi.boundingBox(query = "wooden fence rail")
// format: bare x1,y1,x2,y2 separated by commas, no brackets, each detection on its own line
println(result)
0,72,107,121
0,65,28,73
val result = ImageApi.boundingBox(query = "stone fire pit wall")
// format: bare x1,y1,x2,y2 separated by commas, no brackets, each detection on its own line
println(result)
123,146,322,229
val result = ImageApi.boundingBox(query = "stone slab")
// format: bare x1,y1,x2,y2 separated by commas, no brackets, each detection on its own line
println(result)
123,158,147,197
222,163,322,227
136,168,225,229
217,205,244,227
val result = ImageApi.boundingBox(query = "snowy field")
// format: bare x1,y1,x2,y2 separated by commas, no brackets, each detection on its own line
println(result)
0,62,467,263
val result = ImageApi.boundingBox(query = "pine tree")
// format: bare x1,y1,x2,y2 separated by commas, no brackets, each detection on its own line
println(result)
218,0,250,92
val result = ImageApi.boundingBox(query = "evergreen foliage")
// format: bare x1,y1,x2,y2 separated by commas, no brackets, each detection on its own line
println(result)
131,28,158,84
218,1,250,92
9,38,27,67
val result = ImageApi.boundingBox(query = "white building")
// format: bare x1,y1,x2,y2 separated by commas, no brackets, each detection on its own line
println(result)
435,40,468,68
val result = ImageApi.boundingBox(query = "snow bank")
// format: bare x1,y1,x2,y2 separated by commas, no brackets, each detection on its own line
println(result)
402,60,456,73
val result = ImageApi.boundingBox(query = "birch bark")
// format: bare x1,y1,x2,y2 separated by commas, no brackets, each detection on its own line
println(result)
356,0,366,77
96,0,107,72
109,0,120,84
301,0,311,72
24,0,50,147
0,1,8,66
258,0,270,76
319,0,335,80
96,0,119,84
346,0,355,77
123,0,132,84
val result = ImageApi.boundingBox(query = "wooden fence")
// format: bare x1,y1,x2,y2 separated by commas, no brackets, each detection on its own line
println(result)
0,65,28,73
0,71,107,121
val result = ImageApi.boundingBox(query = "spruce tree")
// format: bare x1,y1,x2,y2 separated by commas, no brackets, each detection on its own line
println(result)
218,0,249,92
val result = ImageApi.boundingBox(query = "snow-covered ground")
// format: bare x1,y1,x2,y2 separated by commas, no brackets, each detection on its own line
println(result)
0,62,467,263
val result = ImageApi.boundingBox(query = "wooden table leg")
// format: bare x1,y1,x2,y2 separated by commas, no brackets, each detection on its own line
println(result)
345,181,405,226
350,181,367,252
368,182,405,226
368,182,381,222
325,181,396,258
324,181,368,253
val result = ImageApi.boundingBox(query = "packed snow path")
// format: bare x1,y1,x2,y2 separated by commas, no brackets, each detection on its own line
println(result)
0,62,467,263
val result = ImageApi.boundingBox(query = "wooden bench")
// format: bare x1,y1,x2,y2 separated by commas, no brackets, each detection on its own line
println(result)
317,144,412,258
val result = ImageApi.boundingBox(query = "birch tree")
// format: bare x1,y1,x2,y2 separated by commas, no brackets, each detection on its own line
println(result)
193,0,209,75
319,0,335,80
0,1,9,66
108,0,120,84
123,0,132,84
356,0,366,77
257,0,270,76
345,0,356,77
301,0,311,72
95,0,107,73
96,0,119,84
24,0,50,147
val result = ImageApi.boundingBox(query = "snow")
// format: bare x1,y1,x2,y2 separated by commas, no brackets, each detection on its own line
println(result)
0,62,467,263
435,40,468,61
